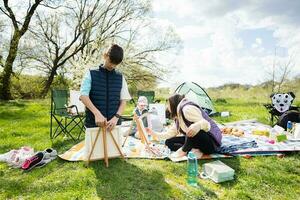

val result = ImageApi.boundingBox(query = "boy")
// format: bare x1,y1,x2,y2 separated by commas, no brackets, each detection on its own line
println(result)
80,44,131,131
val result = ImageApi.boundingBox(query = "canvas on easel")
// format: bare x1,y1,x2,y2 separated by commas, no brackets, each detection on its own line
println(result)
134,114,150,145
122,113,150,147
84,126,123,167
149,103,166,124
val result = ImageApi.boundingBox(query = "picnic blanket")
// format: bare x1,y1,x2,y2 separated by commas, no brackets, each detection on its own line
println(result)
59,119,300,162
59,136,230,162
217,136,258,154
220,119,300,154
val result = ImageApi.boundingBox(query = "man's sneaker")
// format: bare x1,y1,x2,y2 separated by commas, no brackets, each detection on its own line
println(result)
43,148,57,159
35,158,52,168
35,148,57,168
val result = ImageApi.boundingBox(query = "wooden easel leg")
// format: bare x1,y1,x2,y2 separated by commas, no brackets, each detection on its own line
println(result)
122,120,134,147
86,127,102,167
109,130,124,158
103,127,109,167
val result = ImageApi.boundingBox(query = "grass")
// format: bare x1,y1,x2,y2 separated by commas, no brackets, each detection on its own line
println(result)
0,98,299,200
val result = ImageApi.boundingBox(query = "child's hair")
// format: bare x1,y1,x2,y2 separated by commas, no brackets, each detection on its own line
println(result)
107,44,123,64
137,96,148,106
168,94,185,119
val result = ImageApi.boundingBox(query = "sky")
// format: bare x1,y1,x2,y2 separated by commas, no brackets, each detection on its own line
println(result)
151,0,300,89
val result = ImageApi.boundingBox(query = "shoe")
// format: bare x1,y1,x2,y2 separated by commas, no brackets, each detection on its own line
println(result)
43,148,57,159
170,148,187,159
190,148,203,159
35,158,52,168
35,148,57,168
21,152,45,171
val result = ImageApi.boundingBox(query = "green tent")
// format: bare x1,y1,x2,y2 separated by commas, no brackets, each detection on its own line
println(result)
175,82,217,116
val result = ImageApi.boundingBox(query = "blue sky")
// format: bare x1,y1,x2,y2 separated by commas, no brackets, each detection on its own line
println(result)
151,0,300,88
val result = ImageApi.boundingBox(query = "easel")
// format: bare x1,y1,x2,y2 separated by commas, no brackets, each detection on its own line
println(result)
122,113,150,147
85,125,124,167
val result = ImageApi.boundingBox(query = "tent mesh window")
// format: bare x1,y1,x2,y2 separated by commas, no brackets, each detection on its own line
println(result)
175,82,216,115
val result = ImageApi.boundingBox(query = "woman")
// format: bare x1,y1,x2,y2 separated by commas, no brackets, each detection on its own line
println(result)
150,94,222,158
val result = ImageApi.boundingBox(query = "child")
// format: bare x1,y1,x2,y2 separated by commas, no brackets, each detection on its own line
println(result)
130,96,149,137
80,44,131,131
150,94,222,158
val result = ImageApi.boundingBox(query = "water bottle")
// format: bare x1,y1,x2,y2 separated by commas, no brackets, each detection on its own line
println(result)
187,152,198,186
287,121,292,132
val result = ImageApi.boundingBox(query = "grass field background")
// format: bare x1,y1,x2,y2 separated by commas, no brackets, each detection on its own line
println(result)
0,95,299,200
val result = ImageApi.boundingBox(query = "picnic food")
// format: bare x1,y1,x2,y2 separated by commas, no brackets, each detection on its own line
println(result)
221,127,244,137
252,129,270,137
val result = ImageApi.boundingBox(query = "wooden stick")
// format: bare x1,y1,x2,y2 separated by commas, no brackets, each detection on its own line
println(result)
86,127,102,166
102,126,109,167
135,117,149,145
122,120,134,147
109,130,124,158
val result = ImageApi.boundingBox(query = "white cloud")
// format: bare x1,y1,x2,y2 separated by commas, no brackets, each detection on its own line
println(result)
177,25,212,40
256,38,262,45
152,0,196,18
152,0,300,88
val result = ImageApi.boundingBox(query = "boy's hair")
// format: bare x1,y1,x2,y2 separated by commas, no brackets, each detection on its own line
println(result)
107,44,123,64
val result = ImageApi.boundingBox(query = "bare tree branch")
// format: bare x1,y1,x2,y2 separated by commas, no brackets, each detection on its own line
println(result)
3,0,19,30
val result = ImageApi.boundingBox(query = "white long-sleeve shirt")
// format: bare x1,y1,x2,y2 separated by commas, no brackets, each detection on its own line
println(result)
156,98,211,140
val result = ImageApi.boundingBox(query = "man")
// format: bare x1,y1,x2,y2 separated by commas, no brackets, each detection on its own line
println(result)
80,44,131,131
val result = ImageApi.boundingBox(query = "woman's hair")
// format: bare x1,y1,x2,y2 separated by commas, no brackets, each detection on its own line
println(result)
168,93,185,119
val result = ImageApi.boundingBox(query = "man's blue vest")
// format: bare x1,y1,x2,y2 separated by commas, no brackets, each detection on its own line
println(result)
85,65,123,128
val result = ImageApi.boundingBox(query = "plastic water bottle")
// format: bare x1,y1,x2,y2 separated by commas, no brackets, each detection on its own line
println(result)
187,152,198,186
287,121,292,132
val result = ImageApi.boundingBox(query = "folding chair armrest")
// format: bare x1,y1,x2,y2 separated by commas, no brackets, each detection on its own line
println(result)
290,105,300,112
67,105,79,115
154,99,161,103
55,107,68,111
121,115,133,121
129,99,136,106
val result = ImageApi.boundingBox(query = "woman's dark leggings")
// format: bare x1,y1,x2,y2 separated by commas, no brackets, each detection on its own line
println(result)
165,131,217,154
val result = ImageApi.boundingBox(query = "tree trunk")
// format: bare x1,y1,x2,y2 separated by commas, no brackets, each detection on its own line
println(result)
40,66,58,98
0,32,21,100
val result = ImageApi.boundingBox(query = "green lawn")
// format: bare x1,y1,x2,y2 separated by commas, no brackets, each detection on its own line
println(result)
0,99,299,200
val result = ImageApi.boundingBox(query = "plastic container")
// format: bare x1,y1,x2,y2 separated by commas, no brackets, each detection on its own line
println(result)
287,121,292,132
201,160,235,183
276,134,287,142
294,123,300,139
187,152,198,186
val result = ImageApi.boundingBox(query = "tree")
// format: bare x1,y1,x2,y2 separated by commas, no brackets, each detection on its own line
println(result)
0,0,44,100
120,26,181,88
267,48,296,93
28,0,151,97
0,19,4,69
70,16,181,93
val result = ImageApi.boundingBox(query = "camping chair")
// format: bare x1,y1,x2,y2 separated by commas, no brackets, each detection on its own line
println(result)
264,92,300,125
122,90,161,122
50,89,85,141
137,90,161,105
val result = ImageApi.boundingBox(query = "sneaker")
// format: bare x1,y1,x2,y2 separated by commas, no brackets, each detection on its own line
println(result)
35,148,57,168
43,148,57,159
35,158,52,168
21,152,45,171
